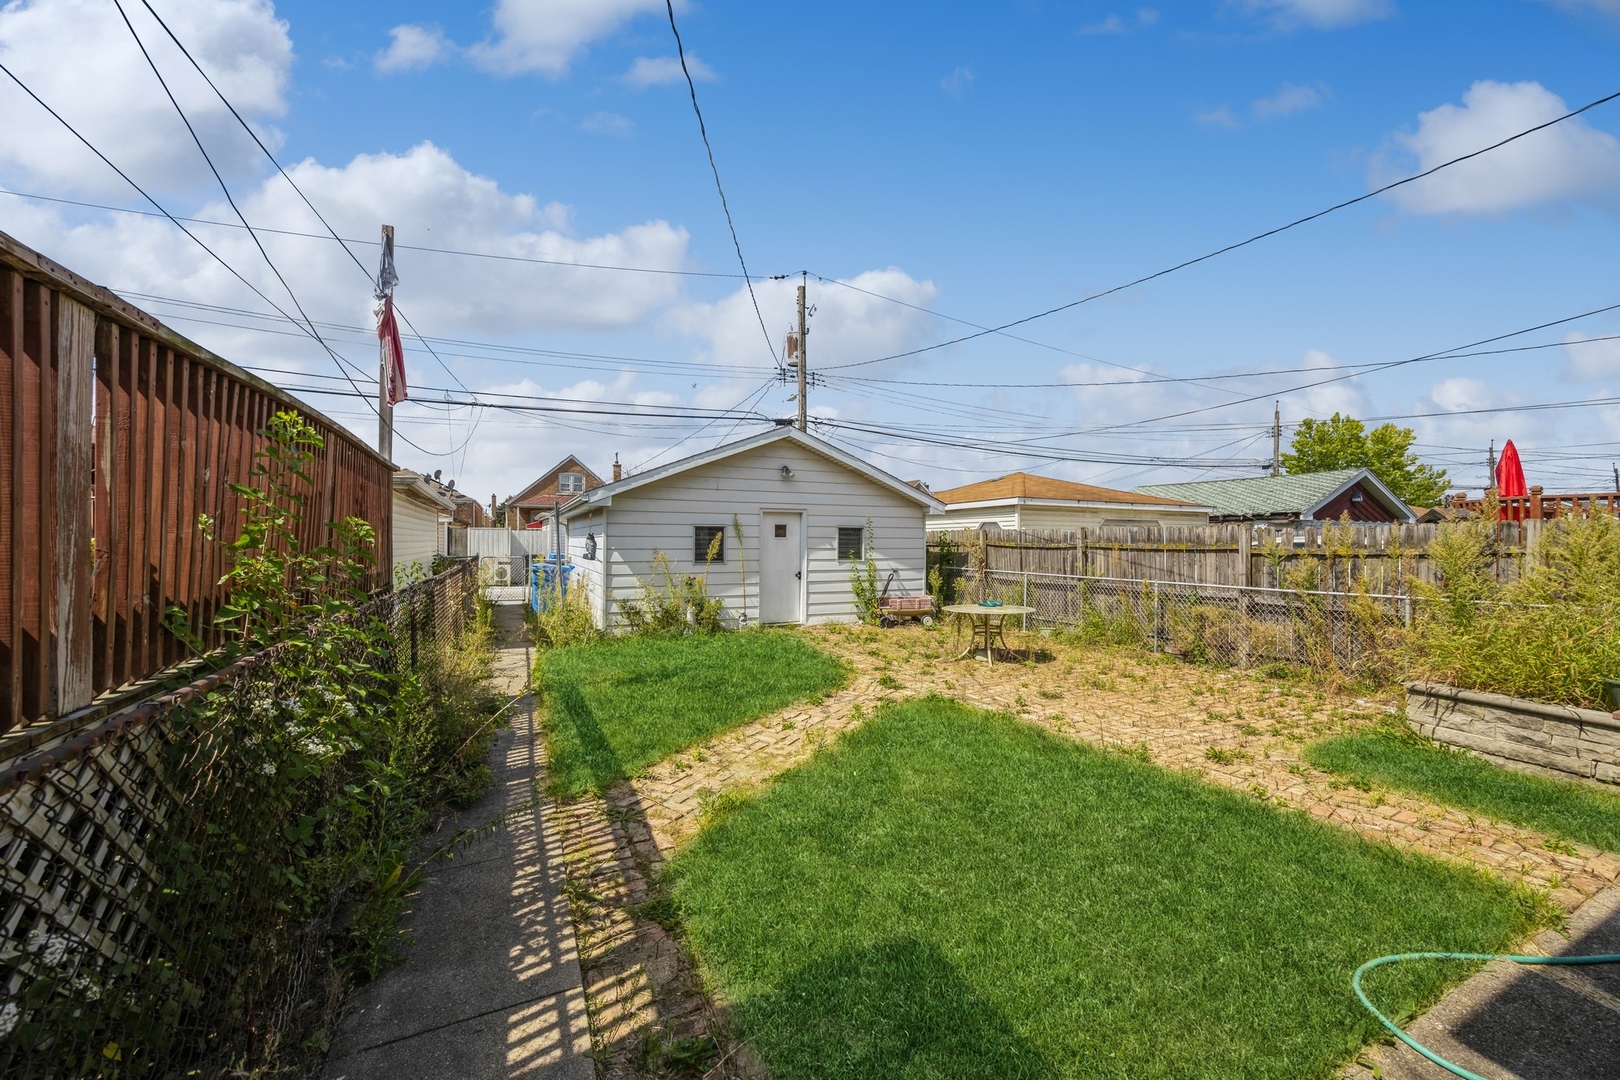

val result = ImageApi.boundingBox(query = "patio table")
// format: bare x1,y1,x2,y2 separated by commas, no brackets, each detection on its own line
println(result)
943,603,1036,663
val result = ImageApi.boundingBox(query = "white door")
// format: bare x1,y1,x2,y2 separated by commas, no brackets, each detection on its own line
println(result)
758,512,804,624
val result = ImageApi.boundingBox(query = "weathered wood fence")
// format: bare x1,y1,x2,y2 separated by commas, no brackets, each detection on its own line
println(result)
932,520,1547,592
0,229,393,738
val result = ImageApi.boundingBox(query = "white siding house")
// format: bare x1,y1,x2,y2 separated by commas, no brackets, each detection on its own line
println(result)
391,471,456,585
560,426,943,630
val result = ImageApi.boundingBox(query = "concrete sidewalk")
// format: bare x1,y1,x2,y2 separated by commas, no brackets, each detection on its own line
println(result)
1358,885,1620,1080
324,607,592,1080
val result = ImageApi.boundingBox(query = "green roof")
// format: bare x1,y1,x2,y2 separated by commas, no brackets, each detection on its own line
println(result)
1137,469,1385,520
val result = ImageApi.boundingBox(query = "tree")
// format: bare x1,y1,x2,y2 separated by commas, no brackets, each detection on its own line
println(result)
1281,413,1450,507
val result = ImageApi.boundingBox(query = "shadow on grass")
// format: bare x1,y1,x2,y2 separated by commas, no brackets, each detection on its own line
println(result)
737,937,1055,1080
547,683,625,794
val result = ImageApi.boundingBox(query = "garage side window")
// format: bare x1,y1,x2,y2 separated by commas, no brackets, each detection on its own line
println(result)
837,526,866,562
694,525,726,563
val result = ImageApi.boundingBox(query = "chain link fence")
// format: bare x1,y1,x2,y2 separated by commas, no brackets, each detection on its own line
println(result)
959,569,1412,679
0,560,478,1078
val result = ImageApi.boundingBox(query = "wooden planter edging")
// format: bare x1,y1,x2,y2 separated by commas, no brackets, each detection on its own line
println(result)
1405,682,1620,786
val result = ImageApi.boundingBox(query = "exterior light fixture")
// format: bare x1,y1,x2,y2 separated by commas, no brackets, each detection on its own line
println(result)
780,465,794,479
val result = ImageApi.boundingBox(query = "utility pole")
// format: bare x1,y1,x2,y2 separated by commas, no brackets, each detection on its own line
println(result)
1271,402,1281,477
1487,440,1497,494
376,224,396,461
795,272,808,432
1612,463,1618,492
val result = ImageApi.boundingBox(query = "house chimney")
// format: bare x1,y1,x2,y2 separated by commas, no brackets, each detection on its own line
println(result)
612,454,622,482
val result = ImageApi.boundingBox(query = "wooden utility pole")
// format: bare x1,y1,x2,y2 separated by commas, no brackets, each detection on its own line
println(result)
795,273,809,431
1271,402,1281,477
377,224,395,461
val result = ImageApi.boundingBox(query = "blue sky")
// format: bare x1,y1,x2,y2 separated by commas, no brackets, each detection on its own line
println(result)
3,0,1619,500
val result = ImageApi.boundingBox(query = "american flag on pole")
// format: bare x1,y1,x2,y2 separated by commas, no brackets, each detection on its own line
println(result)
376,229,407,404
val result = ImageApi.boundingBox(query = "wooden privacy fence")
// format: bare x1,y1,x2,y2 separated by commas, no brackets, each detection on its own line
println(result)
0,229,393,738
933,520,1546,592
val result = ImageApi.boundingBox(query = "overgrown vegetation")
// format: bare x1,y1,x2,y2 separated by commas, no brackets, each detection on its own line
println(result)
532,580,602,650
619,550,726,634
18,412,502,1075
1408,512,1620,707
1307,724,1620,854
538,631,846,797
850,519,882,625
667,698,1546,1080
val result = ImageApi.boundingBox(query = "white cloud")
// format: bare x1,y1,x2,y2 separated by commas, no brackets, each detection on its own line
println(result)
622,54,714,88
0,0,292,196
673,269,940,375
1233,0,1393,29
1252,81,1326,118
376,24,451,73
1080,8,1160,34
1194,105,1240,129
11,142,690,344
468,0,676,78
1080,14,1128,34
580,110,635,137
1564,332,1620,381
940,66,974,97
1378,81,1620,215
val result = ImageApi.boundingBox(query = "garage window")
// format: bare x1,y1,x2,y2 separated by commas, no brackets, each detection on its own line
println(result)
694,525,725,563
837,526,866,562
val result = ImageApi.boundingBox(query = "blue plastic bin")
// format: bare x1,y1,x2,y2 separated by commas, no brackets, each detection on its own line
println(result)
530,558,574,613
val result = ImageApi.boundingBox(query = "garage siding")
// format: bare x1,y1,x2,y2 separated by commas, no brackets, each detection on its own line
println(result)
392,493,442,586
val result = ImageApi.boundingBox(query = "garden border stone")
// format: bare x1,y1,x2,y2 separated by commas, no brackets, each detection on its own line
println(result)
1405,681,1620,786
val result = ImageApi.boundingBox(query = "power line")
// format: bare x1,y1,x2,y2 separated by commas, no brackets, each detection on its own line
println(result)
813,272,1241,396
663,0,779,370
0,188,751,278
112,0,352,386
1009,299,1620,447
0,57,455,458
822,334,1620,390
130,0,473,400
119,288,773,379
826,86,1620,371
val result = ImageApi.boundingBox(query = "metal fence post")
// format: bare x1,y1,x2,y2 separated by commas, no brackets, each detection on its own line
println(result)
1022,571,1030,630
1151,581,1160,653
1402,594,1412,630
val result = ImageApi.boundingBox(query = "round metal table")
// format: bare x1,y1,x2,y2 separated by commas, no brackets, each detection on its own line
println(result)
943,603,1036,663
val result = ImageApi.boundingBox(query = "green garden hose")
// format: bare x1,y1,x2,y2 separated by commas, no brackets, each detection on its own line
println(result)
1353,951,1620,1080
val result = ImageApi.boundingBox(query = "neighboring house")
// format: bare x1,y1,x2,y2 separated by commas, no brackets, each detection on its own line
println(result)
423,472,490,528
508,455,609,529
1137,469,1416,524
559,426,943,629
928,472,1210,532
392,470,457,584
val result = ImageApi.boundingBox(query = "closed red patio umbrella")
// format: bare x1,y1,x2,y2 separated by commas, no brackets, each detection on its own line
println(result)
1497,439,1526,520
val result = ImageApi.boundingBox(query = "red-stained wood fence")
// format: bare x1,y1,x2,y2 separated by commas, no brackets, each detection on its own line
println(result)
0,229,392,738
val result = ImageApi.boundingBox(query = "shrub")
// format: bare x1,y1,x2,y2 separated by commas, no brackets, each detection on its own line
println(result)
850,519,881,625
618,551,725,635
533,584,602,649
1408,512,1620,708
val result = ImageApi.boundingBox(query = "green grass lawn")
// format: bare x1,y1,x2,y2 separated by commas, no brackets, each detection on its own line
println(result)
539,630,845,797
1306,726,1620,854
666,698,1544,1080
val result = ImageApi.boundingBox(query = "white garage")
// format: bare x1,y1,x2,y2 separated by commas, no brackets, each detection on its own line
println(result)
559,426,943,630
